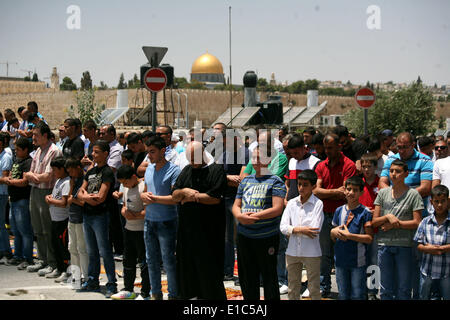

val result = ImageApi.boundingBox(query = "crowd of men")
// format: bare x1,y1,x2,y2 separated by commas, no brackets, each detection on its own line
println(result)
0,101,449,300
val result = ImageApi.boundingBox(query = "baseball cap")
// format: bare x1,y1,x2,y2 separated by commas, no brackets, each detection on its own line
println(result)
381,129,393,137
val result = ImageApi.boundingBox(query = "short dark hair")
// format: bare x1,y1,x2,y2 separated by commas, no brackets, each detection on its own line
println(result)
303,127,316,136
104,124,116,137
64,118,78,128
332,125,349,138
93,140,110,154
119,132,125,139
287,134,305,149
15,137,32,152
27,101,38,111
418,136,433,149
391,159,408,172
121,149,134,161
9,117,19,125
126,132,143,145
27,112,39,122
323,133,340,145
345,175,365,191
50,156,67,169
65,157,82,169
18,106,25,114
431,184,449,199
157,125,172,135
360,153,378,167
312,132,324,146
34,121,51,139
83,119,97,131
367,135,381,153
117,165,136,180
145,135,166,149
0,132,9,146
297,169,318,185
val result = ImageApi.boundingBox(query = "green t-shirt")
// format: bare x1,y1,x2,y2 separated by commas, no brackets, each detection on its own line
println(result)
373,186,424,247
243,151,288,180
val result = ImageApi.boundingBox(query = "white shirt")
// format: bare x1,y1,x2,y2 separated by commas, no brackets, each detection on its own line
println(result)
377,154,388,177
280,194,324,258
174,149,214,170
433,156,450,189
248,138,285,155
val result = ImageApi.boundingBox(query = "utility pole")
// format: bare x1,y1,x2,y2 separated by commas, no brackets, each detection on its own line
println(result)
0,61,18,77
229,6,232,127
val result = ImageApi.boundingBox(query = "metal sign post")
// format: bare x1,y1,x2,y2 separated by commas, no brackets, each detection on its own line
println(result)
142,46,168,132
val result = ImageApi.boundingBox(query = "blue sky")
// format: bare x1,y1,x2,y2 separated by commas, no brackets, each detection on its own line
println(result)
1,0,449,87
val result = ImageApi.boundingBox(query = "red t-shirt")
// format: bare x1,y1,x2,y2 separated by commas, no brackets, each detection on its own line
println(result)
315,152,356,213
359,175,380,210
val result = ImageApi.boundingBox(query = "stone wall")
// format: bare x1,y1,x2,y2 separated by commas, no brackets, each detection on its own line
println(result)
1,87,448,129
0,80,48,94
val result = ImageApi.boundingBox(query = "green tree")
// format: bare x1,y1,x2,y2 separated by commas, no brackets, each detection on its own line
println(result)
257,78,268,91
288,80,305,94
24,76,31,82
68,89,103,124
80,71,93,90
343,82,435,136
117,73,127,89
187,80,207,90
98,81,108,90
305,79,320,91
60,76,77,91
174,77,188,89
127,74,140,89
32,73,39,82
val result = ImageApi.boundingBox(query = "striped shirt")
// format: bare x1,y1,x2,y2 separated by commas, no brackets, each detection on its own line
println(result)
236,174,287,239
29,142,63,189
381,149,433,190
413,212,450,279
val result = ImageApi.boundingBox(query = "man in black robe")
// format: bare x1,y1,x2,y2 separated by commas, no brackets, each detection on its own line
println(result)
172,141,227,300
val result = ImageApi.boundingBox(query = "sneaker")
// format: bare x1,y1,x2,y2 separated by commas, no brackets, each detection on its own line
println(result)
38,266,54,277
45,269,61,278
279,284,289,295
77,281,100,293
135,294,150,300
27,261,46,272
54,272,69,282
111,291,136,300
105,288,118,299
301,288,310,298
113,254,123,262
0,256,9,265
321,290,330,299
368,293,379,300
17,261,32,271
151,293,163,300
70,279,82,290
6,257,23,266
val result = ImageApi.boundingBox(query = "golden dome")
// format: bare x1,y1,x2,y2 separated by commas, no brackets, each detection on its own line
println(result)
191,52,224,74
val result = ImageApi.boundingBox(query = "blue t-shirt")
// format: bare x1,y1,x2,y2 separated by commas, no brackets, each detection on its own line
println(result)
235,174,287,239
0,150,13,195
332,204,372,268
144,161,180,222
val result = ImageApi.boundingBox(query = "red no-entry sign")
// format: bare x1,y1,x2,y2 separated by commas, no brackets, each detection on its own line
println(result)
143,68,167,93
355,87,376,109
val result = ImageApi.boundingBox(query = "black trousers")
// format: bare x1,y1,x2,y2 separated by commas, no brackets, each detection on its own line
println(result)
109,200,124,255
236,232,280,300
123,229,150,296
50,219,69,272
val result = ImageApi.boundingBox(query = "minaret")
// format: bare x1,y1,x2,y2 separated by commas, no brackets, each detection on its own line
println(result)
50,67,60,90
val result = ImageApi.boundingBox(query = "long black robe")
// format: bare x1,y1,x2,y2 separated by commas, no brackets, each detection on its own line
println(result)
173,163,227,300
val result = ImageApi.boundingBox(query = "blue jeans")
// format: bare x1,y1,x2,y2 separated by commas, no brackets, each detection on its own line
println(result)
144,219,177,298
9,199,34,262
82,213,117,290
277,232,288,286
420,274,450,300
224,197,236,277
319,213,334,292
336,266,367,300
378,245,412,300
0,195,11,255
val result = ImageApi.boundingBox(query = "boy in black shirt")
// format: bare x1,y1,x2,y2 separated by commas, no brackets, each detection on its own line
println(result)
77,140,117,298
6,138,33,269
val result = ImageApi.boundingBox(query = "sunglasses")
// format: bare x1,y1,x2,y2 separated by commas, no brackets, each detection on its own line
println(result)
435,146,448,150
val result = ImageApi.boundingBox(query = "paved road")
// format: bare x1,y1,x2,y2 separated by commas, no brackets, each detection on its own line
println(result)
0,260,339,300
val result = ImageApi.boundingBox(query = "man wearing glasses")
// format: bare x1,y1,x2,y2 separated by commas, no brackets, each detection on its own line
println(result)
379,131,433,300
432,138,449,190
